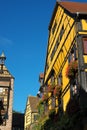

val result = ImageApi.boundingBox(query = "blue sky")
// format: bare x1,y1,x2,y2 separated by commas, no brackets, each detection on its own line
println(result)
0,0,87,113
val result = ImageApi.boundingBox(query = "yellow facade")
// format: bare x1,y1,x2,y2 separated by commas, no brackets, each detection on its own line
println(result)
44,2,87,113
25,98,31,129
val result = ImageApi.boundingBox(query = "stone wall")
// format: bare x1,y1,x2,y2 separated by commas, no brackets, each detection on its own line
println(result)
0,78,14,130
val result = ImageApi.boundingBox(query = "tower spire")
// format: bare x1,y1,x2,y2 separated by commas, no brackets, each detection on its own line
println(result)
0,51,6,65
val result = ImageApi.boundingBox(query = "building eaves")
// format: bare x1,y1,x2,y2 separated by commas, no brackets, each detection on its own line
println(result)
49,1,87,30
58,1,87,14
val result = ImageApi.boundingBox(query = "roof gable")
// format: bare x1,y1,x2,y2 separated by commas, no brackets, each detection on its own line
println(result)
0,65,14,78
28,96,39,113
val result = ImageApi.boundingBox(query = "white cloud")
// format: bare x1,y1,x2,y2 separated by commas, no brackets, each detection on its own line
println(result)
0,37,13,46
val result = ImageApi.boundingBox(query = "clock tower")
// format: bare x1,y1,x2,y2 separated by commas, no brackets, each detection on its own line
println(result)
0,52,14,130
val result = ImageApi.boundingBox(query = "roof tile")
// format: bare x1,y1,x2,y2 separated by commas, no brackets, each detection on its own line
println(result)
58,1,87,13
29,96,39,113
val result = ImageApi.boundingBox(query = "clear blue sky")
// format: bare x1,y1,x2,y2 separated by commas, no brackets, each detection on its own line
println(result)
0,0,86,113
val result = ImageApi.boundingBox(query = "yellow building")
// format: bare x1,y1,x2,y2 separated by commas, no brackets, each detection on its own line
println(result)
43,1,87,113
24,96,39,130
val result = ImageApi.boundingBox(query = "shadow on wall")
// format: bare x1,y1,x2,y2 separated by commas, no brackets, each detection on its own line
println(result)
66,87,87,130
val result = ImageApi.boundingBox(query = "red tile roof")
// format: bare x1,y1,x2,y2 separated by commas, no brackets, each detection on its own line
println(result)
58,1,87,13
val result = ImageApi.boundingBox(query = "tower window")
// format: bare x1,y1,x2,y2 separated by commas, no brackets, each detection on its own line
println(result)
83,38,87,55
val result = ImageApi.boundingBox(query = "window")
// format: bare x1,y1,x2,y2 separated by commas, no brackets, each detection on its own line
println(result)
55,39,59,49
58,73,62,86
52,22,57,35
51,48,55,61
68,44,77,62
0,87,9,125
72,85,77,95
70,77,78,98
51,75,55,84
60,26,64,41
83,38,87,55
34,114,38,121
50,38,59,61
